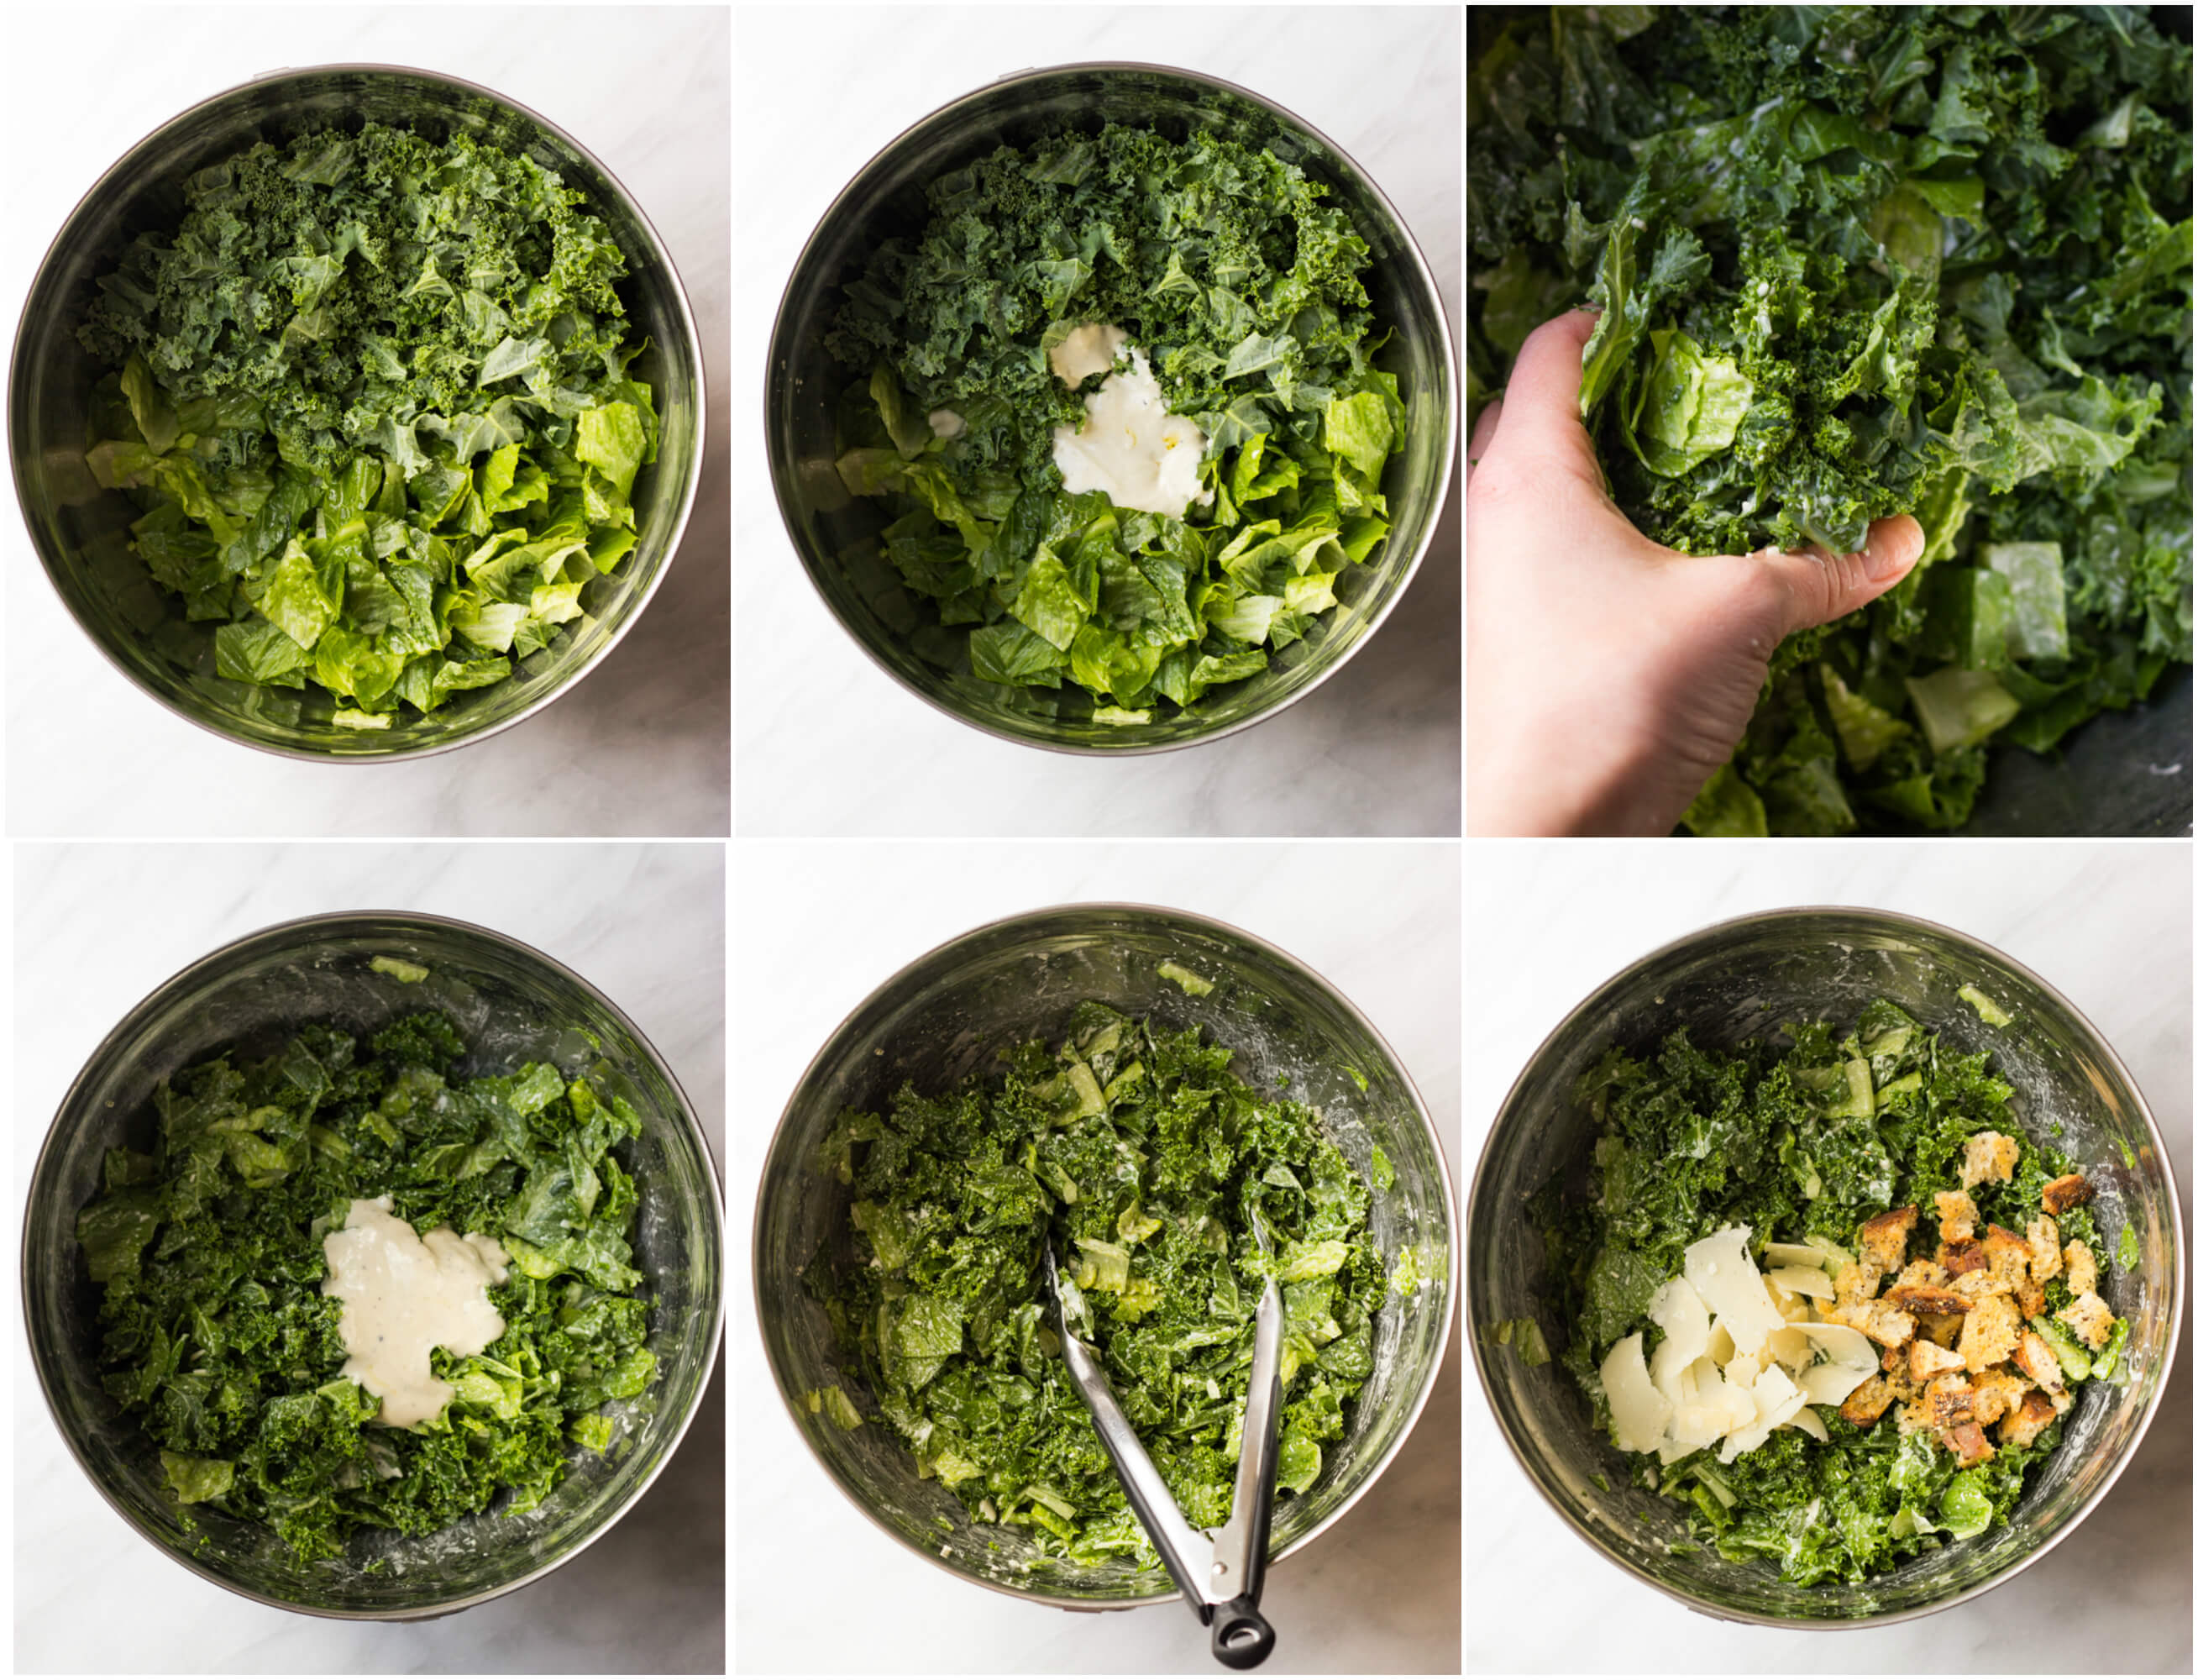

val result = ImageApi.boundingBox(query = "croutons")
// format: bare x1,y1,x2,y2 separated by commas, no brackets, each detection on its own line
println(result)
1952,1268,2012,1304
1908,1339,1966,1383
1923,1372,1976,1425
2001,1389,2059,1447
2058,1292,2115,1352
2064,1240,2098,1299
1970,1369,2028,1428
1934,1189,1980,1246
1827,1298,1917,1348
2017,1282,2047,1318
1941,1419,1997,1467
1918,1311,1965,1349
1961,1132,2022,1189
1839,1374,1897,1426
1886,1284,1971,1315
2027,1215,2062,1281
2012,1329,2066,1393
1860,1205,1919,1274
1834,1260,1882,1309
2041,1173,2095,1215
1939,1238,1986,1277
1895,1257,1950,1292
1959,1292,2024,1375
1982,1225,2032,1289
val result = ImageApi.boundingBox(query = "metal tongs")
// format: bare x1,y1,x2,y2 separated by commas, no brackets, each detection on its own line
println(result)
1045,1211,1285,1670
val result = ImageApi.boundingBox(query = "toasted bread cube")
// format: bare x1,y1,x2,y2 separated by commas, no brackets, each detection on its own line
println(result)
1959,1292,2023,1375
1918,1311,1965,1349
2012,1329,2066,1393
1961,1132,2022,1189
1839,1375,1897,1426
1982,1225,2032,1289
1887,1283,1971,1315
1828,1298,1917,1348
1934,1189,1980,1246
2027,1215,2061,1281
1970,1369,2028,1428
2064,1240,2098,1299
1860,1205,1919,1274
2001,1389,2059,1447
2042,1173,2095,1215
1834,1260,1883,1309
1908,1339,1966,1383
2058,1291,2115,1352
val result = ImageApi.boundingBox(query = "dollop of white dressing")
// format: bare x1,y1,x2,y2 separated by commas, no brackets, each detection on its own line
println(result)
322,1195,510,1428
1050,342,1211,519
926,409,966,441
1047,323,1130,386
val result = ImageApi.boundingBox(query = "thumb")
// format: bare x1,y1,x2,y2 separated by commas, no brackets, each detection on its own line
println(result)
1750,516,1926,638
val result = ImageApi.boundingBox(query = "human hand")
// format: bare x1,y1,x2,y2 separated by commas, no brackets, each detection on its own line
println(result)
1466,310,1925,837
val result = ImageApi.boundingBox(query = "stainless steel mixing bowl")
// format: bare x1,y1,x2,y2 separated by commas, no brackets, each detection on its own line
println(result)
22,912,725,1619
8,66,705,761
1469,907,2183,1627
754,903,1456,1605
764,63,1457,754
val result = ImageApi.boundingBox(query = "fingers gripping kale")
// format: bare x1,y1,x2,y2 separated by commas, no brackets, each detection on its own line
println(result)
805,1002,1387,1566
826,123,1409,723
77,123,659,727
75,1013,658,1562
1469,7,2193,832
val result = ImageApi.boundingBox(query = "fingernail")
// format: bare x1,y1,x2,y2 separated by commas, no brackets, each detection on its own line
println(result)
1861,527,1908,582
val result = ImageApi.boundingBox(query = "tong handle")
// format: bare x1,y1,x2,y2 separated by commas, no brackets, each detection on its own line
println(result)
1211,1598,1277,1669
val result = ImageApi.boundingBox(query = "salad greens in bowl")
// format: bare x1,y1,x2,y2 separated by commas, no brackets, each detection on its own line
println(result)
9,66,704,760
1468,6,2193,836
23,913,724,1619
767,64,1456,753
754,905,1456,1607
1468,908,2181,1626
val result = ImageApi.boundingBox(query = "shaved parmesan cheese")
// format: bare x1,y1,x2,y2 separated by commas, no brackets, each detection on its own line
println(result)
1646,1278,1711,1401
1769,1265,1835,1301
1788,1405,1828,1441
1764,1324,1815,1373
1795,1320,1878,1406
1761,1242,1828,1268
1671,1357,1755,1447
1684,1226,1786,1357
1719,1365,1806,1461
1705,1322,1737,1365
1601,1333,1672,1452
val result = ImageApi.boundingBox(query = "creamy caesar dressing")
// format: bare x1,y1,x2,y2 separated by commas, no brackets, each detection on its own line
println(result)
926,408,966,441
1047,322,1129,386
1050,341,1211,520
321,1196,510,1428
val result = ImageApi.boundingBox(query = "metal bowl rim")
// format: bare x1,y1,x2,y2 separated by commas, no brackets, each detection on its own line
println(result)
1466,902,2187,1630
752,898,1461,1609
762,59,1460,759
6,61,707,766
22,906,727,1622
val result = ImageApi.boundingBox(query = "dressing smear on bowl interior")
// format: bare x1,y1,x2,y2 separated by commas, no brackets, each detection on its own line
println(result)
1533,997,2132,1584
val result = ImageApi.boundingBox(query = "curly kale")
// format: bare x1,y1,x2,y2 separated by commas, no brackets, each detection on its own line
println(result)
75,1013,658,1562
76,123,658,725
805,1001,1388,1567
1470,6,2192,832
826,123,1407,722
1540,998,2119,1583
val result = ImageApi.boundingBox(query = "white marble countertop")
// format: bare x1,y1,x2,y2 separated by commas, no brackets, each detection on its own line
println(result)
1,6,729,837
1465,842,2193,1674
731,5,1461,838
11,841,726,1673
732,840,1461,1672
